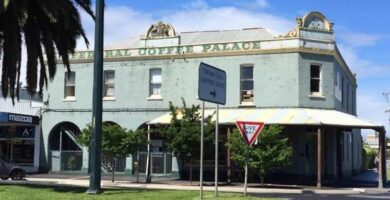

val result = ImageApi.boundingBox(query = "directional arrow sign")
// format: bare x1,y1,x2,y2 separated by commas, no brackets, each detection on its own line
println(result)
236,121,265,146
198,62,226,105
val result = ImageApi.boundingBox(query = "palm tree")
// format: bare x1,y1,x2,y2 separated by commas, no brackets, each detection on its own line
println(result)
0,0,94,102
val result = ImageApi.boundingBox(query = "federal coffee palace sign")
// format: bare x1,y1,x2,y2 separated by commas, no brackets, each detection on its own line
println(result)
60,21,337,63
65,41,262,61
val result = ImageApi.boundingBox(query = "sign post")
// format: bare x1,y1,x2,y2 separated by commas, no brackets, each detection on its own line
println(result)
235,121,265,195
198,62,226,199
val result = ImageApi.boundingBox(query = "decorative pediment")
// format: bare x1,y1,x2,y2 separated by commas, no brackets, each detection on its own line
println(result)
281,11,333,38
146,21,176,39
301,11,333,32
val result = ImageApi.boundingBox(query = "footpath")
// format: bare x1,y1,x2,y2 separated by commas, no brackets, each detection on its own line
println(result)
1,170,389,196
0,174,381,196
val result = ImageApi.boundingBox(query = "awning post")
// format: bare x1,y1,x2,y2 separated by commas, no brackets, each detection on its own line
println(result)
317,127,322,189
145,124,151,183
378,130,386,188
333,129,339,182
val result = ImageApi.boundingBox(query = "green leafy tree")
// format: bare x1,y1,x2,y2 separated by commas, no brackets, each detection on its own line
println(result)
228,125,293,185
77,123,147,182
0,0,94,101
157,98,214,184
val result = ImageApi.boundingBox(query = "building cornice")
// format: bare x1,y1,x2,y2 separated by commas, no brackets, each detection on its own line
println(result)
334,45,357,87
57,37,356,87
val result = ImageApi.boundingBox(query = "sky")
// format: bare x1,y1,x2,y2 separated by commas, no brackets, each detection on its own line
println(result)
76,0,390,136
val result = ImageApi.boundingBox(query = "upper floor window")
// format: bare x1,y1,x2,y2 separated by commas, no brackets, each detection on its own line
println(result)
310,64,321,95
64,71,75,99
149,68,162,98
240,65,254,104
104,70,115,98
335,71,342,101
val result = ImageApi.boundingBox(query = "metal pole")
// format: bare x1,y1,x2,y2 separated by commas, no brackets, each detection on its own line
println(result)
59,128,63,152
59,129,63,170
200,101,205,199
244,147,248,195
317,127,322,189
378,130,384,188
136,152,139,183
87,0,104,194
227,127,231,184
215,104,219,197
146,124,151,183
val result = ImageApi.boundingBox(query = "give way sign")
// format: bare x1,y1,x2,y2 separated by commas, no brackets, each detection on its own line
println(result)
236,121,265,146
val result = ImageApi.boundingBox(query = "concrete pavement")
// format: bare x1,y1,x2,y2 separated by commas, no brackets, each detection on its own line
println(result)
1,171,389,199
0,175,383,196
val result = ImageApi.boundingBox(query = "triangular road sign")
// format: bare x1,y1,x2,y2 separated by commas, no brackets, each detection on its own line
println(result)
22,129,30,137
235,121,265,146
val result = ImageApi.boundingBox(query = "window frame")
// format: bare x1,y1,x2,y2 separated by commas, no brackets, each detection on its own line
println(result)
148,68,162,99
64,71,76,100
103,70,115,99
240,64,254,105
309,64,322,96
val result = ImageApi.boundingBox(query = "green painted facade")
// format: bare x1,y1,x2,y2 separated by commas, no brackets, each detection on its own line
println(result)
42,12,363,180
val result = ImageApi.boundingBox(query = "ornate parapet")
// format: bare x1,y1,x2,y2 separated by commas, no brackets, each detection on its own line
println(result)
281,11,334,39
302,11,333,32
145,21,176,39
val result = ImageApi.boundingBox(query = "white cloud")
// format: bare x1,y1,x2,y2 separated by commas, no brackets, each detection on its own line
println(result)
187,0,209,9
337,44,390,79
78,6,155,49
338,31,383,48
357,90,390,136
255,0,269,8
162,6,292,34
78,3,293,49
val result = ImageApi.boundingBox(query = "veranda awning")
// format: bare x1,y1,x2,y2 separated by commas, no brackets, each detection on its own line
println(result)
147,108,384,131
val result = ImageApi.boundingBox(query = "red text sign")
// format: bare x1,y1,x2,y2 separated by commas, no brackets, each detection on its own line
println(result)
235,121,265,146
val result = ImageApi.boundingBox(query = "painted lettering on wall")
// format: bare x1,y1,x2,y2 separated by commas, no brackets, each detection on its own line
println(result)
65,41,262,60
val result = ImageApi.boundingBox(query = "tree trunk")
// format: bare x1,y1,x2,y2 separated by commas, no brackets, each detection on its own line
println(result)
190,164,193,186
260,176,264,187
111,158,115,183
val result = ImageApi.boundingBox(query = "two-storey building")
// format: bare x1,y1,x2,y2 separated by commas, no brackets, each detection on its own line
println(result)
41,12,387,187
0,87,43,173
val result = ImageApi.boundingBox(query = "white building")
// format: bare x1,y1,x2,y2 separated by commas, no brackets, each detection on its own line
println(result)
0,87,43,173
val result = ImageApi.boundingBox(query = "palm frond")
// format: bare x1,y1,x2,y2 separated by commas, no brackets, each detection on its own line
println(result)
37,43,47,97
1,0,94,102
73,0,95,20
23,10,40,96
1,1,21,101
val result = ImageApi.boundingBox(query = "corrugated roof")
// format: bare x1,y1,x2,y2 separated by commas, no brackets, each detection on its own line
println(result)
106,28,276,49
180,28,275,45
147,108,383,130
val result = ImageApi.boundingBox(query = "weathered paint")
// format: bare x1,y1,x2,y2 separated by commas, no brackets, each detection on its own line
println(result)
42,12,363,178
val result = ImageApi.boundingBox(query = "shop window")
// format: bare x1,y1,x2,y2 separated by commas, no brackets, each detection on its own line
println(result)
104,70,115,98
64,71,75,100
240,65,254,104
149,68,162,98
310,64,321,95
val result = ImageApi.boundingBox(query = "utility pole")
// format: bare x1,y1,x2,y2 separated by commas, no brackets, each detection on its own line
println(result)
384,92,390,126
87,0,104,194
